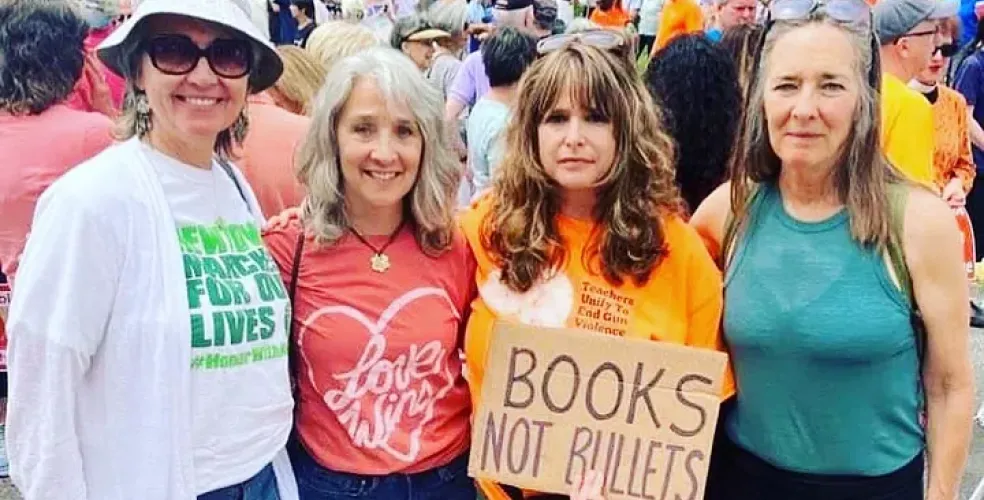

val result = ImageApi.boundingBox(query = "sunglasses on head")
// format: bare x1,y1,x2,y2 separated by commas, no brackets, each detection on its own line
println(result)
144,35,253,79
536,30,624,55
768,0,870,26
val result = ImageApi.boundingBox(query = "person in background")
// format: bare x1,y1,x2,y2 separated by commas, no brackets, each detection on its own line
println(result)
270,45,328,115
466,27,538,199
391,15,453,70
0,0,115,481
444,0,557,120
910,17,983,329
589,0,632,27
651,0,703,53
876,0,956,187
271,0,299,43
305,20,380,72
466,0,495,52
693,0,974,496
954,18,984,253
7,0,298,497
719,23,764,103
914,18,976,205
427,0,470,99
706,0,757,41
646,33,741,213
264,47,476,500
635,0,665,57
66,0,128,116
291,0,318,47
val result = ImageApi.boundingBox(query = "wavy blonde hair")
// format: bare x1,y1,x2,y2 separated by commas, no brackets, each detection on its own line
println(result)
305,21,380,73
481,44,680,292
296,47,460,255
272,45,327,116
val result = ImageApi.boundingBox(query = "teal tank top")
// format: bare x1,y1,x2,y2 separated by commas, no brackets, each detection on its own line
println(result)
724,183,924,476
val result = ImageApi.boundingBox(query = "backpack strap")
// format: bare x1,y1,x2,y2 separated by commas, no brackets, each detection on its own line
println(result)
885,183,927,371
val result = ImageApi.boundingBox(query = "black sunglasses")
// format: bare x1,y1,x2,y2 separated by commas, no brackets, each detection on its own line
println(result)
935,42,959,58
144,35,253,79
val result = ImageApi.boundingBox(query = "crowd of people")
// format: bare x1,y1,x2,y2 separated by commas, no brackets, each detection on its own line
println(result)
0,0,982,498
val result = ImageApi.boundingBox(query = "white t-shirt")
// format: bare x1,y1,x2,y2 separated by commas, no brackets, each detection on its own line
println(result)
146,144,293,494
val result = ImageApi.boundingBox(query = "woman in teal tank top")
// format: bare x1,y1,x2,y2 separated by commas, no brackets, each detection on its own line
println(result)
690,0,975,498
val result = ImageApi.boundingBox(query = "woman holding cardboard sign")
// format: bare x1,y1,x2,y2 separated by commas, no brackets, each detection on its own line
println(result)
690,0,975,497
458,41,735,500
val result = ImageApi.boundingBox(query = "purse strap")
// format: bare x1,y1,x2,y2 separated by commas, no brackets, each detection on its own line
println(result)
288,229,305,403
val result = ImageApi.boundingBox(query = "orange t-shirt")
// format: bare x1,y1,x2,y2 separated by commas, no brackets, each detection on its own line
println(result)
460,198,734,500
263,222,476,475
589,4,631,28
654,0,704,51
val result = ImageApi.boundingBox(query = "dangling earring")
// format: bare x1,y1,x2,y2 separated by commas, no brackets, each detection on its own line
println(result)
231,107,250,144
134,91,153,137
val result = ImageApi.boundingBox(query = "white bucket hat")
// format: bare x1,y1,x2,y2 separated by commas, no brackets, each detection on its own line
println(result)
96,0,283,92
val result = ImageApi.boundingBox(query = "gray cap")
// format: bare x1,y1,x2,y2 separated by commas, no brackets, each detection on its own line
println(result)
874,0,959,44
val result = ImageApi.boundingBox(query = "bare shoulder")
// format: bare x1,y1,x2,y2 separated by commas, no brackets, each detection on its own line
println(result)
689,182,733,250
902,185,961,264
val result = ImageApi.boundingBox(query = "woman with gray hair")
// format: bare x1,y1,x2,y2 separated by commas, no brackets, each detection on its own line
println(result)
692,0,973,497
390,13,453,70
5,0,298,498
262,46,476,500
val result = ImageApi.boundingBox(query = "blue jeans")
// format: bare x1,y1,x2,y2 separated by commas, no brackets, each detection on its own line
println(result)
288,441,476,500
198,463,279,500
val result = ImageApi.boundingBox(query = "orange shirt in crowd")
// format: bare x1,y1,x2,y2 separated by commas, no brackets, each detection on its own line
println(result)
589,4,632,28
0,104,114,283
263,221,476,475
930,85,976,193
654,0,704,51
459,197,734,500
234,92,309,218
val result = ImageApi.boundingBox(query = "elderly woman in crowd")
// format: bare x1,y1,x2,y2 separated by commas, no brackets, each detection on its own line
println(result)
6,0,298,498
0,0,115,481
390,14,453,71
426,0,470,99
646,33,742,213
263,47,476,500
460,41,733,500
692,0,974,497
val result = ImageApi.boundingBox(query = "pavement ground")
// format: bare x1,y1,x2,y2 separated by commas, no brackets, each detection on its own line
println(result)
1,329,984,499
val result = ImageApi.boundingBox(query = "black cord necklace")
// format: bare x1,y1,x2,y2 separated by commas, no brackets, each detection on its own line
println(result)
347,220,405,273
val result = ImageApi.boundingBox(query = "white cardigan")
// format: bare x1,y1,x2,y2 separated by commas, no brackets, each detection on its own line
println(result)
6,138,298,500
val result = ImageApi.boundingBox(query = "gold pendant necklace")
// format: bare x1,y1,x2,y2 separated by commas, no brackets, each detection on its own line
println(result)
347,221,404,273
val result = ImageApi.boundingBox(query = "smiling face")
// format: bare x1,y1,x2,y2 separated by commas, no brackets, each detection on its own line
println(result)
537,89,617,194
138,15,249,151
763,23,860,172
337,76,423,215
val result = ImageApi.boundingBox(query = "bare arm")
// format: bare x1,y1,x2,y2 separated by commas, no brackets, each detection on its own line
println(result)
688,182,732,264
904,188,975,500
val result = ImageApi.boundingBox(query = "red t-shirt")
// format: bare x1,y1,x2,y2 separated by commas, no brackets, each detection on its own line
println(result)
263,221,476,475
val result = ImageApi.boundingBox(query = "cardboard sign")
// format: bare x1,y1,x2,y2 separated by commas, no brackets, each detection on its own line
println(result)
468,322,728,500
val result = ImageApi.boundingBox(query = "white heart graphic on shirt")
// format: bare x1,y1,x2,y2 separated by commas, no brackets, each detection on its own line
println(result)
297,287,461,462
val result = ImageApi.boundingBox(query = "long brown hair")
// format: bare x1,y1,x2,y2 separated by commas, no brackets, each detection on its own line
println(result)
481,44,681,292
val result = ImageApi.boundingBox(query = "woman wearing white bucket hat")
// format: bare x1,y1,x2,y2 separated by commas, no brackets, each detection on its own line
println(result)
5,0,299,499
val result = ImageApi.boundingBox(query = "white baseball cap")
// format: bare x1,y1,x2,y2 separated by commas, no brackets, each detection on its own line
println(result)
97,0,283,92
